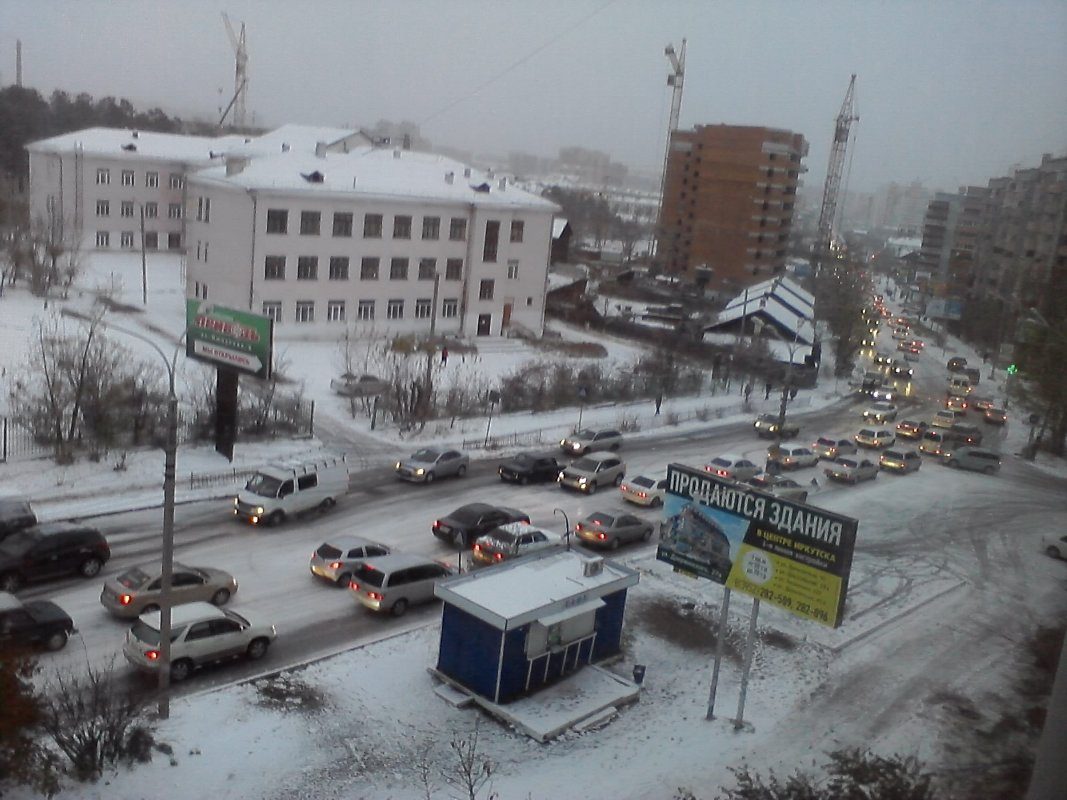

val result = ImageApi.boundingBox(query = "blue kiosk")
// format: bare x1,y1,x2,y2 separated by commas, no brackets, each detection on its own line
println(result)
434,549,640,704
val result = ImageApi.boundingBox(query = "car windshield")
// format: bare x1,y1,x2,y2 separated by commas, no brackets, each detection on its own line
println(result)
511,454,535,466
816,438,835,447
117,567,151,589
353,565,385,588
410,449,440,462
631,476,656,488
858,430,876,437
586,514,614,527
571,430,595,440
245,473,283,498
130,620,186,646
710,458,731,468
480,531,518,551
316,543,343,559
572,458,599,471
838,459,858,468
0,529,40,557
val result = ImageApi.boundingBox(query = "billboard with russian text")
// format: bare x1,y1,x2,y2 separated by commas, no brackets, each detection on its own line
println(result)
657,463,858,628
185,300,274,380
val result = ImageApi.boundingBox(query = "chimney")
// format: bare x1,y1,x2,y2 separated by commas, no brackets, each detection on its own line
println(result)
315,141,327,158
281,142,290,153
445,171,455,185
226,156,248,176
581,556,604,577
463,167,471,178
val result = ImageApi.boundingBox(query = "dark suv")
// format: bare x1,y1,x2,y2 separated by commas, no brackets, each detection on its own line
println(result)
497,452,561,485
0,591,75,651
0,523,111,593
0,495,37,544
432,503,530,548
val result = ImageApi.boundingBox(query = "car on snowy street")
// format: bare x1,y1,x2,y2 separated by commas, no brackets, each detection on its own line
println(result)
558,452,626,494
746,473,810,503
574,511,655,550
878,448,922,474
863,402,898,424
983,407,1007,425
559,429,623,455
497,452,561,485
309,536,391,587
824,457,879,484
472,522,561,566
895,419,927,440
395,448,469,484
1042,532,1067,560
940,446,1001,474
753,414,799,439
704,455,761,482
766,445,819,470
350,554,454,616
0,591,75,652
619,474,668,507
812,436,858,460
854,427,895,449
432,503,530,548
0,523,111,593
101,562,239,618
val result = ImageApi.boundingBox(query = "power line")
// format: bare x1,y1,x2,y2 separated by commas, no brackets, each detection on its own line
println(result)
418,0,622,129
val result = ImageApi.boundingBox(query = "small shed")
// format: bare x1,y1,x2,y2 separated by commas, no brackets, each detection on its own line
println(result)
434,549,639,704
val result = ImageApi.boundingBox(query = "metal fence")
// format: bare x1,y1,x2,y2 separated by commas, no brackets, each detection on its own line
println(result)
0,417,53,463
187,467,259,491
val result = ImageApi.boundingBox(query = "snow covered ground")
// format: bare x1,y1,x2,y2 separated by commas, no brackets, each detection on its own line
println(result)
2,256,1066,799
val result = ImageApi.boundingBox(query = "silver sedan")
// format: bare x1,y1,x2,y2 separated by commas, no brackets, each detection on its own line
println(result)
395,448,470,483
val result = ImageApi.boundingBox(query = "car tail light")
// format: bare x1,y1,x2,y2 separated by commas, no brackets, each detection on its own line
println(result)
597,532,607,540
349,582,359,591
473,544,483,553
637,491,647,499
368,591,383,601
575,524,584,533
146,650,160,661
329,561,342,569
432,521,441,531
716,469,728,477
494,553,504,561
119,594,132,606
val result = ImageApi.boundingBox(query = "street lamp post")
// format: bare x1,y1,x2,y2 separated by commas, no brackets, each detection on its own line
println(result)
553,508,571,551
62,309,181,718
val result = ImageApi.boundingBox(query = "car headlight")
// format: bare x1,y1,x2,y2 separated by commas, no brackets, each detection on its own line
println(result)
560,439,567,446
572,443,581,451
415,468,425,475
395,461,402,470
578,477,588,485
233,498,239,507
255,506,264,515
558,472,565,481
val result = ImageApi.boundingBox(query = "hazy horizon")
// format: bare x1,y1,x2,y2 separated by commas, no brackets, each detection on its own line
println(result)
4,0,1066,194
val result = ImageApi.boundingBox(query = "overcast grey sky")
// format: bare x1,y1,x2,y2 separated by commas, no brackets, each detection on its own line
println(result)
4,0,1066,193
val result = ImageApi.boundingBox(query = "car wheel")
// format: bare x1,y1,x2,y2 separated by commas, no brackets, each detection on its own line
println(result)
45,630,69,651
246,637,270,660
268,511,286,526
170,659,193,682
0,573,20,593
519,475,529,486
610,442,620,451
586,482,598,495
318,497,336,512
79,557,103,578
798,492,809,503
424,471,435,484
608,537,621,551
1046,546,1061,559
211,589,231,606
651,497,663,508
948,459,959,469
613,473,624,487
391,598,409,617
336,572,352,588
642,526,653,542
457,464,468,478
984,465,997,475
142,604,160,615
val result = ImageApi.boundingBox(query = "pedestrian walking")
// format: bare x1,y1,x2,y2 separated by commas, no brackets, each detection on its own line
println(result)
655,393,663,415
441,347,449,365
764,381,772,400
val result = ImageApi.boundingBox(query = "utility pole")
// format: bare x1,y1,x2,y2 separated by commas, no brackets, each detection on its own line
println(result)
140,204,148,305
652,39,686,271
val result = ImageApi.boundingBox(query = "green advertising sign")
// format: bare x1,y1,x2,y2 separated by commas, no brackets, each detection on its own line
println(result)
185,300,274,380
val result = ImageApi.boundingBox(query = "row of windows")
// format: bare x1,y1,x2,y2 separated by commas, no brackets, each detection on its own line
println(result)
95,168,182,189
261,209,524,249
261,255,520,282
95,200,181,219
262,297,460,324
96,231,181,249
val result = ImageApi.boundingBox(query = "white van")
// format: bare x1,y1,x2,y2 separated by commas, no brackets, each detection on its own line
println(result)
947,376,972,397
234,455,349,525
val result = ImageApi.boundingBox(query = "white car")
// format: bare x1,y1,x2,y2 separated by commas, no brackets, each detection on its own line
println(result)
863,402,898,424
123,602,276,682
619,474,668,507
824,457,879,484
704,455,761,482
767,445,819,470
472,522,561,566
854,427,896,449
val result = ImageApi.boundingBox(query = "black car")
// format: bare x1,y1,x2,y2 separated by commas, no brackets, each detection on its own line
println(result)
497,452,561,485
432,503,530,548
0,495,37,544
0,592,75,651
0,523,111,593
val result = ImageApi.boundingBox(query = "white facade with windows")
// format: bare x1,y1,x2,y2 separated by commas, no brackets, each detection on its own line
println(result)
184,146,558,338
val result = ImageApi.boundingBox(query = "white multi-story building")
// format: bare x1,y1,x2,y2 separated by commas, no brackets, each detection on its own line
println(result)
25,128,245,253
185,145,558,338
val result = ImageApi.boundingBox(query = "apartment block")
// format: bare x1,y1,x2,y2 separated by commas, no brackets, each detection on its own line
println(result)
656,124,808,293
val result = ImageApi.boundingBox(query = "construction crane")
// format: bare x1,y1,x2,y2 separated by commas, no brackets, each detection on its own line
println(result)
653,39,686,270
815,74,858,262
219,13,248,129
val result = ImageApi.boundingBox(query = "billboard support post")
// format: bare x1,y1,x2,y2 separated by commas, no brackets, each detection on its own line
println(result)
705,587,731,720
733,598,760,730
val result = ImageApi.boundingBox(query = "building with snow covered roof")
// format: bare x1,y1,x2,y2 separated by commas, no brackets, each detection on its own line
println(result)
703,276,815,346
185,146,559,338
26,127,246,253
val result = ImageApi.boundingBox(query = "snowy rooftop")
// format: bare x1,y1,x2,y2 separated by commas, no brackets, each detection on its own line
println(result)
26,127,245,164
712,276,815,344
437,549,640,627
226,123,370,157
191,147,561,210
552,217,570,238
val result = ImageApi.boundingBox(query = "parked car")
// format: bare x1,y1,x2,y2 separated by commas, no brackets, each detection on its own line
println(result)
558,452,626,494
895,419,927,440
746,473,809,503
0,523,110,593
473,522,560,566
941,446,1001,474
947,356,968,372
432,503,530,548
123,603,276,682
931,409,966,429
825,457,879,484
349,554,454,616
0,591,75,651
101,562,239,618
395,448,469,484
497,452,561,485
704,454,761,482
879,448,922,474
619,474,668,507
983,407,1007,425
812,437,858,460
767,445,819,470
574,511,654,550
1042,532,1067,560
863,402,898,424
309,536,391,587
753,414,799,439
0,495,37,544
559,429,622,455
854,427,895,449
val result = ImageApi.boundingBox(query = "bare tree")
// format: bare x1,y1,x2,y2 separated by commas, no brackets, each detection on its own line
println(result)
443,719,494,800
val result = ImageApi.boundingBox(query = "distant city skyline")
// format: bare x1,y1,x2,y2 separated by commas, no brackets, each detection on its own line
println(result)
4,1,1066,194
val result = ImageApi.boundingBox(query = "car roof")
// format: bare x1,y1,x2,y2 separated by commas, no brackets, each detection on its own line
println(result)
445,502,498,519
582,451,620,461
21,522,99,538
320,535,379,549
139,601,225,628
0,592,22,611
360,553,447,572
